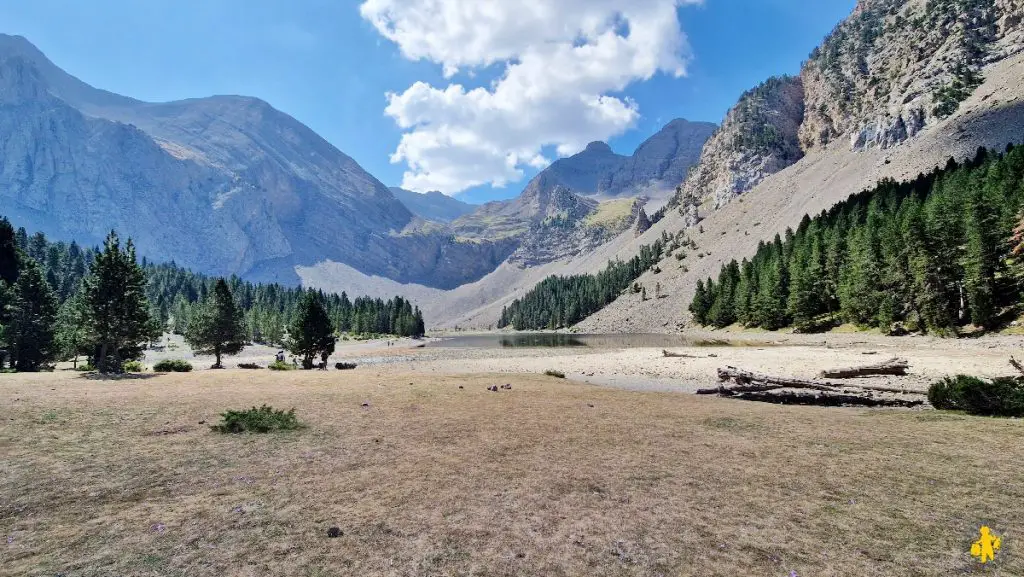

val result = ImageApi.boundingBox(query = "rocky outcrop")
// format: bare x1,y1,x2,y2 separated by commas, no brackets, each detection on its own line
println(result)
800,0,1024,152
673,76,805,209
634,207,652,237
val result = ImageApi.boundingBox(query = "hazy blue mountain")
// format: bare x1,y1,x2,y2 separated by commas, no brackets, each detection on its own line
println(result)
389,187,476,223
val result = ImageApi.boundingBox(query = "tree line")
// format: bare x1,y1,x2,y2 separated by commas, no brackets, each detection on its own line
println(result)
0,221,425,372
690,145,1024,335
498,239,665,330
4,222,425,344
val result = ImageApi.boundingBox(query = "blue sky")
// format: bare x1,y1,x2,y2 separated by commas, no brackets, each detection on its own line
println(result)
0,0,855,204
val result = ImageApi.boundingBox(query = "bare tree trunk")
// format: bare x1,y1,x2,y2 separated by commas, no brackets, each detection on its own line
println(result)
98,342,108,374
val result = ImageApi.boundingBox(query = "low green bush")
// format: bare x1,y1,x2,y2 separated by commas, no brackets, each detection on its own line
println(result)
335,362,357,370
211,405,302,433
75,363,96,372
122,361,145,373
153,359,193,373
268,360,293,371
237,363,262,370
544,369,566,379
928,375,1024,417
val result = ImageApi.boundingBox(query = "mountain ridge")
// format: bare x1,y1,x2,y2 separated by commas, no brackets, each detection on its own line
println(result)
0,34,513,290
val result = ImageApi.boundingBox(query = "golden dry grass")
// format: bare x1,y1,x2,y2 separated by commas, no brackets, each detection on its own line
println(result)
2,369,1023,576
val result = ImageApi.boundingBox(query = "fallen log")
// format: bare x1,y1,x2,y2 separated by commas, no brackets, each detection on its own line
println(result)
717,367,839,392
663,350,701,358
1011,357,1024,377
731,390,924,408
819,357,909,379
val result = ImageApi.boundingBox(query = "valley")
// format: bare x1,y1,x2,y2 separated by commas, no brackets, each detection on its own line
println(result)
4,1,1024,575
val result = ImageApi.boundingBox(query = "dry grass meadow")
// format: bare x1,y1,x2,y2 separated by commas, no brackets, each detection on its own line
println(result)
2,368,1023,576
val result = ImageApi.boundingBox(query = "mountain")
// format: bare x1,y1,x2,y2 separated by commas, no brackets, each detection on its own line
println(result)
673,0,1024,215
569,0,1024,333
522,120,716,199
605,119,718,197
673,76,805,212
389,188,475,223
0,34,515,290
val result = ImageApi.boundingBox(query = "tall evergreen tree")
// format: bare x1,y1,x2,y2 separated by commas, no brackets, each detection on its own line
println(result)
689,279,711,326
55,289,92,369
288,290,336,369
84,232,157,373
0,218,18,285
186,279,247,368
9,261,58,371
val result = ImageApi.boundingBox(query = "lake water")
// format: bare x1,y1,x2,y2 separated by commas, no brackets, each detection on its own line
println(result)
428,333,753,349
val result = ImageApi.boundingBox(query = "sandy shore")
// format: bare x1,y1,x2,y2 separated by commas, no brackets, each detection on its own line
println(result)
141,330,1024,395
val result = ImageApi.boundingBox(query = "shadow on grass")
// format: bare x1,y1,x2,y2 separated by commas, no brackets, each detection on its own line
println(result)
78,372,164,381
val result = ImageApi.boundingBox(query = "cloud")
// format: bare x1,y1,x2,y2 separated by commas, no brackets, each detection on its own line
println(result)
360,0,700,194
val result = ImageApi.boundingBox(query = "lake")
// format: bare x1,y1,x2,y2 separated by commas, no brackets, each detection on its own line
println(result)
427,333,755,349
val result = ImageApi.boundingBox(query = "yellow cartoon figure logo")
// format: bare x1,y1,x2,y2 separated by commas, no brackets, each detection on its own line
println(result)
970,526,1001,564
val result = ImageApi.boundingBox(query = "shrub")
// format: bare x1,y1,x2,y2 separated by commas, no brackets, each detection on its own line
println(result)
335,362,357,370
122,361,145,373
237,363,262,370
211,405,302,433
76,363,96,372
544,369,566,379
153,359,193,373
928,375,1024,417
268,360,293,371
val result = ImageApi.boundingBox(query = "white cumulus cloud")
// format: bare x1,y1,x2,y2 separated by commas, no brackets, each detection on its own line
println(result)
360,0,701,194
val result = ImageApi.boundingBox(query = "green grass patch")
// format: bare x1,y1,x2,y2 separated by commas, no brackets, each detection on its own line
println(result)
928,375,1024,417
153,359,193,373
211,405,303,433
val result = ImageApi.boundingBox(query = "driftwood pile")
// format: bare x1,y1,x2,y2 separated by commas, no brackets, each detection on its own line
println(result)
698,359,925,408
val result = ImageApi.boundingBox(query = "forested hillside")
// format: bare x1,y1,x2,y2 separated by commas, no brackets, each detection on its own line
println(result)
2,220,426,348
498,237,670,330
690,144,1024,334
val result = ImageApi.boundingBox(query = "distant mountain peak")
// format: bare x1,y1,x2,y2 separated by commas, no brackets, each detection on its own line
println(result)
584,141,613,153
389,187,475,223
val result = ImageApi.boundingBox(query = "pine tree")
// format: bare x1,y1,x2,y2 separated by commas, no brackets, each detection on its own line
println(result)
0,218,18,285
55,289,92,369
186,279,247,368
690,279,711,325
9,261,58,371
962,184,1001,328
84,232,157,373
288,290,336,369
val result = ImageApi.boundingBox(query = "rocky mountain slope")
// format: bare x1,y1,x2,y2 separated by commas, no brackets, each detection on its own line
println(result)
668,0,1024,221
673,76,805,211
572,0,1024,333
0,34,511,289
389,188,475,223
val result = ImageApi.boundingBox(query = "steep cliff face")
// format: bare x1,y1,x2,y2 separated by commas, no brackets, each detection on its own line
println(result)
800,0,1024,151
674,76,805,210
0,35,511,289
